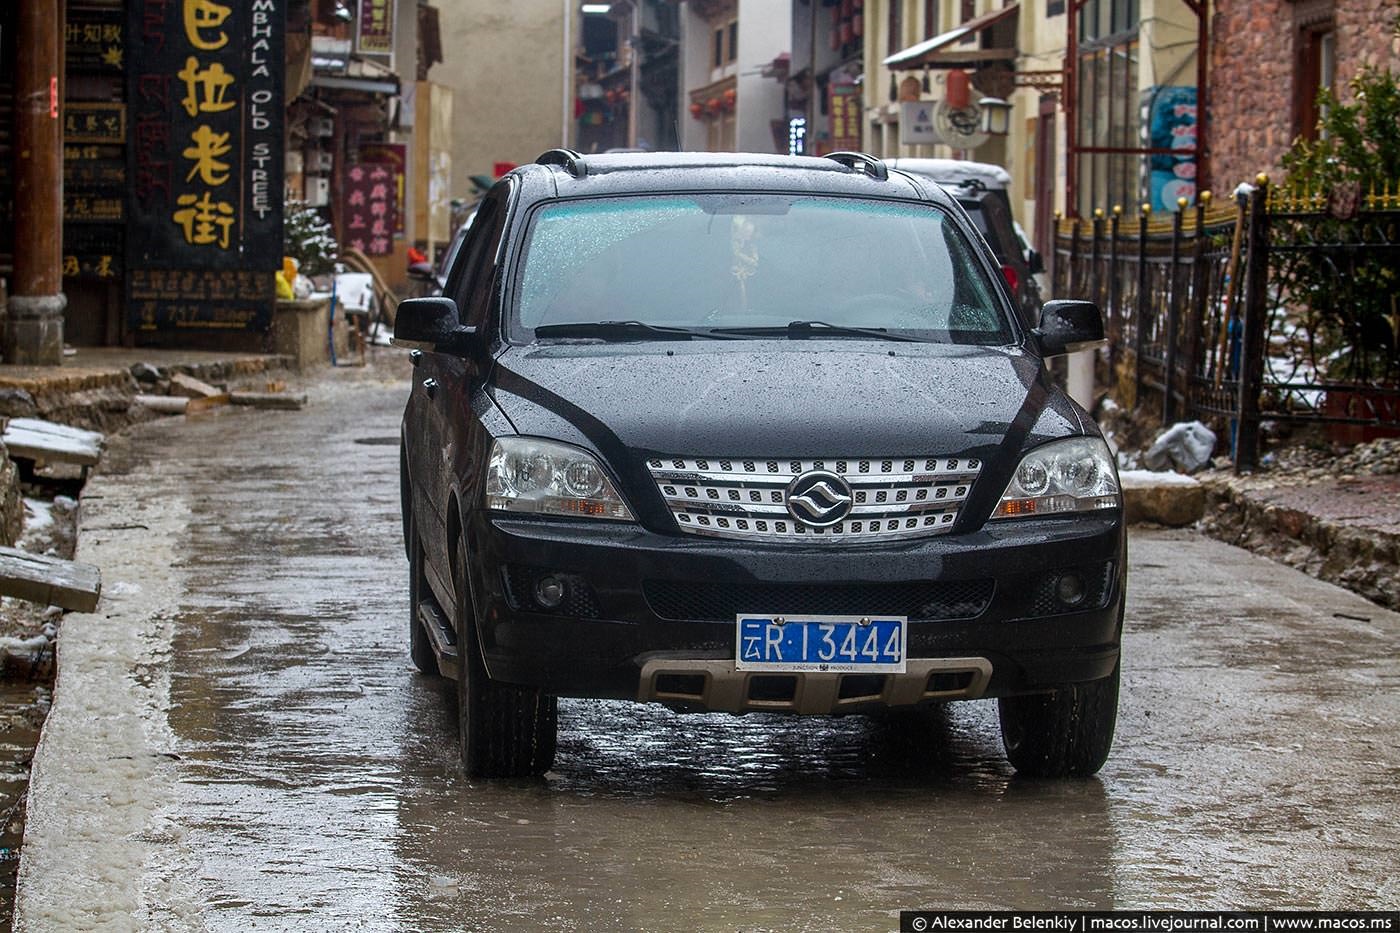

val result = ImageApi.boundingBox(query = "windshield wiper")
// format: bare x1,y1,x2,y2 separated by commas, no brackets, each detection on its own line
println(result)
533,320,744,340
714,320,931,343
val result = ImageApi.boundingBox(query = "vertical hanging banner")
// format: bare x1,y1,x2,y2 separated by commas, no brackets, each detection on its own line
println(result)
126,0,285,333
358,142,407,237
356,0,395,57
342,163,398,256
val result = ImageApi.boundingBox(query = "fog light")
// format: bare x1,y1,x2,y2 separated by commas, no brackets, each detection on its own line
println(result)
534,575,566,609
1055,572,1086,607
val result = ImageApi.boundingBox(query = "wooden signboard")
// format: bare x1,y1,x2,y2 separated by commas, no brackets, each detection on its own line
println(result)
125,0,285,332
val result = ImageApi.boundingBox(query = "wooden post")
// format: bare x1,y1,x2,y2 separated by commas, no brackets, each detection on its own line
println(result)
1163,204,1184,424
1107,206,1122,374
1234,180,1271,473
8,0,66,365
1069,221,1082,297
1133,205,1150,410
1185,192,1211,421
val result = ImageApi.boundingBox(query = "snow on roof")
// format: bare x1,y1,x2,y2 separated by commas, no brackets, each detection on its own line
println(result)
887,158,1012,189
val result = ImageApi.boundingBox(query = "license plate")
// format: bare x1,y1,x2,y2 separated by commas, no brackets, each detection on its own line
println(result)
735,614,907,673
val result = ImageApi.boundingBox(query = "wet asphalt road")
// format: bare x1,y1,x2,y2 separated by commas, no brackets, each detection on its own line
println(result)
16,360,1400,930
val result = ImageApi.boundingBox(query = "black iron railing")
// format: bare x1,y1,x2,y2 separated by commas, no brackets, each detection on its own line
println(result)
1053,181,1400,471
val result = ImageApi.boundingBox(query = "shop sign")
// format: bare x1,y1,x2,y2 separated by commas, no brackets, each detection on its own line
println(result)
125,0,285,332
358,143,407,237
1145,86,1198,211
900,101,939,146
64,103,126,145
828,83,862,152
64,225,124,281
342,163,397,256
357,0,395,57
65,11,125,72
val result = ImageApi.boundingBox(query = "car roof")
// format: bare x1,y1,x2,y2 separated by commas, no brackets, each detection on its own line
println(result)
885,157,1011,190
510,149,958,208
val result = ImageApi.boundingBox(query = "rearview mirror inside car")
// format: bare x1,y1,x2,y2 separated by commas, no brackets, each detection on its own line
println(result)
391,297,476,355
1032,300,1105,357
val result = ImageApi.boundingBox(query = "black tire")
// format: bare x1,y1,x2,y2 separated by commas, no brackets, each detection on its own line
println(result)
453,542,557,778
997,663,1119,778
407,508,441,677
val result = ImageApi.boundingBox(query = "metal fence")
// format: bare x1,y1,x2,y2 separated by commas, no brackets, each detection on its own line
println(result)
1053,181,1400,471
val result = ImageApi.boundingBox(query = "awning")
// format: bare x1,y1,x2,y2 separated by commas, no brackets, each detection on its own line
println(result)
309,75,400,95
883,3,1019,70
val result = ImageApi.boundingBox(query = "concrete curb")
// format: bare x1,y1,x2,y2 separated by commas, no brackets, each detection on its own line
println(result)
1200,476,1400,611
1120,469,1205,527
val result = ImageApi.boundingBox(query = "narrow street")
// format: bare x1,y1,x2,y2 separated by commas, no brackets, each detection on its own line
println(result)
15,360,1400,931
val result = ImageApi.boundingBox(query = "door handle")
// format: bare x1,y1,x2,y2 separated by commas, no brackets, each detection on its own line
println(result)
409,349,423,367
422,378,438,399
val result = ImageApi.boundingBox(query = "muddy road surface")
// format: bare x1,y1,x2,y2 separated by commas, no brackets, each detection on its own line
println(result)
15,362,1400,930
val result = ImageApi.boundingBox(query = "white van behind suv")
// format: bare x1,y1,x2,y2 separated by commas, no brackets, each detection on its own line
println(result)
886,158,1044,323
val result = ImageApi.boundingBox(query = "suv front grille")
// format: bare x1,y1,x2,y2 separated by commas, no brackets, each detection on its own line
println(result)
646,456,982,542
643,579,994,623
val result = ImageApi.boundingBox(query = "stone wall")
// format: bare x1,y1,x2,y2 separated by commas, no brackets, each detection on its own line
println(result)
1207,0,1400,192
0,445,22,547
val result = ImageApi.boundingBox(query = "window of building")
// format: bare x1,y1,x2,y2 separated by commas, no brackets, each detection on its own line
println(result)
713,17,738,69
961,0,975,23
1074,0,1141,215
925,0,940,38
1294,7,1335,140
888,1,903,56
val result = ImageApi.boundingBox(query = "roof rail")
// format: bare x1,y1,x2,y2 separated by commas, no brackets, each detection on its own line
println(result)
825,151,888,181
536,148,588,178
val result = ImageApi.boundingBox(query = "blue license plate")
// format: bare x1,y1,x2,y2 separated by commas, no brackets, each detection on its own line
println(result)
735,614,907,673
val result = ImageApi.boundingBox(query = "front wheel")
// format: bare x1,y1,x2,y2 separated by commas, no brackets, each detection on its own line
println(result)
453,544,557,778
997,663,1119,778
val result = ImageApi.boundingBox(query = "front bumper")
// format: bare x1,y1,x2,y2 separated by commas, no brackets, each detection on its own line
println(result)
464,510,1125,711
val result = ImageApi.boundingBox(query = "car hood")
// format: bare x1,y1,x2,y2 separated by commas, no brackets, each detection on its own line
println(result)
489,341,1079,464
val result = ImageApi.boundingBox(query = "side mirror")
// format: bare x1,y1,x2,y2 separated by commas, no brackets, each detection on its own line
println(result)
1032,299,1105,357
391,297,476,354
1026,249,1045,276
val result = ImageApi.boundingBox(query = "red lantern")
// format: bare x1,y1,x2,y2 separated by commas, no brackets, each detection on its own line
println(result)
689,101,704,119
707,97,722,114
723,87,737,110
946,68,971,110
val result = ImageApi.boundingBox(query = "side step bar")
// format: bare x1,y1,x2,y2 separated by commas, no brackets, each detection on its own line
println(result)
417,600,460,680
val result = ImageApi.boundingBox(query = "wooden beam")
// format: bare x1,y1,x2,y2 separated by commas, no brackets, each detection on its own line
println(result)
3,418,105,467
0,546,102,613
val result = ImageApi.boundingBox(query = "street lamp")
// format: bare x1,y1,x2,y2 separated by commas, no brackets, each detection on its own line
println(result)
979,97,1012,136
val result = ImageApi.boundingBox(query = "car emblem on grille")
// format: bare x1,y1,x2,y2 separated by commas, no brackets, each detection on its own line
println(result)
785,470,855,527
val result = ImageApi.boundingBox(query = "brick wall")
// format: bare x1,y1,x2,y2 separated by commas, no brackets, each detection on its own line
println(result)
1207,0,1400,193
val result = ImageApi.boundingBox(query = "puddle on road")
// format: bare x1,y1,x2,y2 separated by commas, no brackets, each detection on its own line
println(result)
0,681,48,929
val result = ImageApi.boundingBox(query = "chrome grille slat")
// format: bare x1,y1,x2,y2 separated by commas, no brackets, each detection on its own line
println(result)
648,455,982,543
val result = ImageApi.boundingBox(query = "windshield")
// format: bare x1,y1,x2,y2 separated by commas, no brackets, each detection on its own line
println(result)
511,195,1013,344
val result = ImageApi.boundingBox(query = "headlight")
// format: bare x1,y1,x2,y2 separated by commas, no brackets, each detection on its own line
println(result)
485,437,634,521
992,437,1120,519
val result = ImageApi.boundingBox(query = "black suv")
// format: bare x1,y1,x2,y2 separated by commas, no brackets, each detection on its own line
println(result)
396,150,1124,780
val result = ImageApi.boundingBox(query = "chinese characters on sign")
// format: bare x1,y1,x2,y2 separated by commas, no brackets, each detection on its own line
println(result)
827,84,861,153
126,0,285,332
343,164,398,256
63,7,127,284
64,12,125,72
357,0,395,57
358,143,408,237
